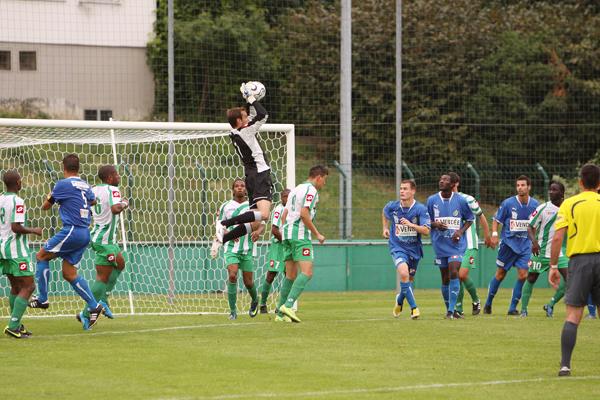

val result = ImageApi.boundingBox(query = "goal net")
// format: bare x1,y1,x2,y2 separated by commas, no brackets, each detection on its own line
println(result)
0,118,295,316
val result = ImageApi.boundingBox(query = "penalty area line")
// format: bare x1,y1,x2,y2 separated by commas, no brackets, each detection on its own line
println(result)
158,376,600,400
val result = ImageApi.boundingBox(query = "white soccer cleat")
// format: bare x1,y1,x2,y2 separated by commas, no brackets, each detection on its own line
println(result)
210,236,222,260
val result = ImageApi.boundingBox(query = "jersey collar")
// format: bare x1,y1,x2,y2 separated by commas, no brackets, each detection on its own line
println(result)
302,181,315,187
515,195,530,208
438,192,454,201
2,192,17,195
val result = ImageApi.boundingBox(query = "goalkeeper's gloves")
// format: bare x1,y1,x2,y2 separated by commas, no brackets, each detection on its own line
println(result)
240,83,256,104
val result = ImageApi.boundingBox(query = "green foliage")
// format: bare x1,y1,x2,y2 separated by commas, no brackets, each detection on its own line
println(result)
0,110,50,119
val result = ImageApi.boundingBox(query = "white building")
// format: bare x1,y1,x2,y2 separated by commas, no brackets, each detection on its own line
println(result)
0,0,156,120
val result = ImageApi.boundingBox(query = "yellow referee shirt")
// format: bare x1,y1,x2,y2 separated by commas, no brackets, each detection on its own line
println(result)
555,191,600,258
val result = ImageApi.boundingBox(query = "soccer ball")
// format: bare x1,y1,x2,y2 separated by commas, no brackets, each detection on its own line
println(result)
247,81,266,101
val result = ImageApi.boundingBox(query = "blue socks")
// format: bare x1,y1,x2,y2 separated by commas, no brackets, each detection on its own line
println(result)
486,276,501,307
70,276,98,310
448,278,460,312
441,284,449,310
35,260,50,302
588,293,597,316
509,280,524,312
400,282,417,309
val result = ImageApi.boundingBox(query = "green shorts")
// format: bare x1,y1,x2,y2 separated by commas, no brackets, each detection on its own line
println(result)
268,241,285,272
91,242,121,267
460,248,478,269
528,254,569,273
225,253,254,272
282,239,314,262
0,257,34,277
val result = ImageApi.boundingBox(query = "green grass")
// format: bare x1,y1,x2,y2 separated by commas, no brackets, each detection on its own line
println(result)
2,289,599,400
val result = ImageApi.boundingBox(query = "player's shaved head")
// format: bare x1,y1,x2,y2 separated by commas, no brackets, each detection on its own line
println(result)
232,178,245,190
227,107,246,128
98,165,117,182
580,164,600,190
281,189,291,197
309,165,329,178
3,170,21,189
550,181,565,193
63,154,80,172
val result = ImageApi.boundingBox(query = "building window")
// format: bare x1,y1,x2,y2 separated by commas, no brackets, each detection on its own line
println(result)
100,110,113,121
19,51,36,71
0,51,10,71
84,110,98,120
85,109,113,120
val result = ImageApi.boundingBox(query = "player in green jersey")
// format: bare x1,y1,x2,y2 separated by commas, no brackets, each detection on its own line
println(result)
519,182,568,317
448,173,492,316
218,179,264,319
276,165,328,323
258,189,290,314
1,171,43,338
76,165,129,329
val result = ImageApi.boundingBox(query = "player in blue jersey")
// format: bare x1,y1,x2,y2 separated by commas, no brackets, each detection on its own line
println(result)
484,175,539,316
426,174,475,319
28,154,105,328
383,180,431,319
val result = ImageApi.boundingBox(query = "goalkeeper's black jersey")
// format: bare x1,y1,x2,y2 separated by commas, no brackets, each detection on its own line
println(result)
229,101,270,175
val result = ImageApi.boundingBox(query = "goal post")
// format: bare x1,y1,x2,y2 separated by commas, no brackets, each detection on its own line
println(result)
0,118,295,317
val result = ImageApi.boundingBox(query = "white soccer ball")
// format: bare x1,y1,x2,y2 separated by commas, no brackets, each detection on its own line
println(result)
247,81,266,101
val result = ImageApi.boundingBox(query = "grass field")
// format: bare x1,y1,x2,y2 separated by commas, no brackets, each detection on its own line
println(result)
2,289,599,400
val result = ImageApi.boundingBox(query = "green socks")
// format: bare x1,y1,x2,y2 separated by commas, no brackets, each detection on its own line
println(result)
8,297,28,330
548,279,566,306
521,280,534,312
83,280,107,319
9,293,17,313
456,282,465,313
464,276,479,303
248,283,258,303
284,273,310,308
277,278,294,314
101,268,123,303
260,281,272,306
228,282,237,313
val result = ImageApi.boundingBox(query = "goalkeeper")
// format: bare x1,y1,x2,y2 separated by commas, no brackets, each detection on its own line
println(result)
77,165,128,329
211,83,271,259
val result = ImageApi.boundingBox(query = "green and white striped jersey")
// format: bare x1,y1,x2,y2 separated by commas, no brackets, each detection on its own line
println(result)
529,201,565,258
217,199,253,255
0,193,29,259
282,181,319,241
91,184,122,245
459,192,483,250
270,202,285,244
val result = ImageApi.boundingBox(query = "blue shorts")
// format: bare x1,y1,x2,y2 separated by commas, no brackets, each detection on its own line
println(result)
44,225,91,267
496,242,530,271
434,255,464,268
392,252,419,277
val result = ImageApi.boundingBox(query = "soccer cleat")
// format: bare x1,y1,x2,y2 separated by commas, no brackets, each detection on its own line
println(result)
28,295,49,309
453,311,465,319
585,313,597,319
19,324,32,336
88,304,104,329
279,304,301,323
411,308,420,319
4,326,29,339
393,302,403,318
259,305,268,314
275,315,292,323
545,303,554,318
209,236,222,260
483,305,492,315
507,310,519,316
77,312,92,330
443,311,454,319
228,312,237,320
557,366,571,377
472,301,481,315
456,310,465,316
99,300,114,319
520,311,528,317
249,301,259,317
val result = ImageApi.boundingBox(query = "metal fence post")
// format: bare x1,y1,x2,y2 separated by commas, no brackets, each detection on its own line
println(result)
536,163,549,202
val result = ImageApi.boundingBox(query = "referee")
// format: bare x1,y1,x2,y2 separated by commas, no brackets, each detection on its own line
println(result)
549,163,600,377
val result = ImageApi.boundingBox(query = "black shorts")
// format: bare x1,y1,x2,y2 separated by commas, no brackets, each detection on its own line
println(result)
245,170,273,209
564,253,600,307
